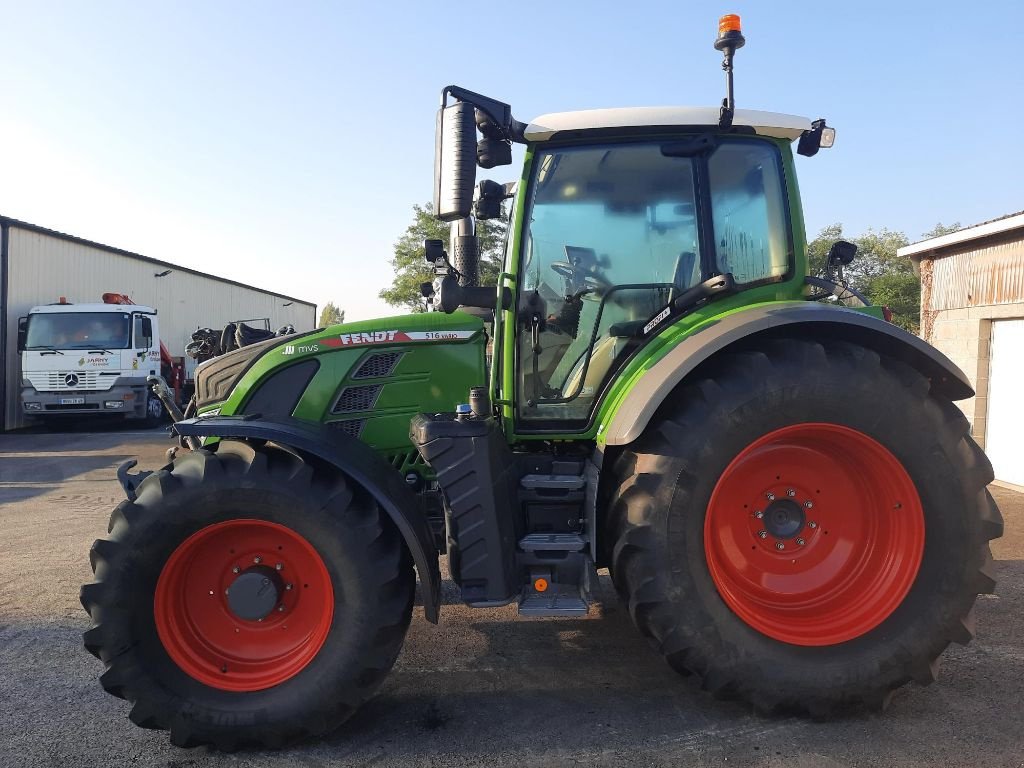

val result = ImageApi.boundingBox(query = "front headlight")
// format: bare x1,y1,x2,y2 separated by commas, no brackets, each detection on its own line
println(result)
24,402,42,411
104,400,125,409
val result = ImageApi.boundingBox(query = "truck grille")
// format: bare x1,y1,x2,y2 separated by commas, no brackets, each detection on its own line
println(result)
25,371,114,392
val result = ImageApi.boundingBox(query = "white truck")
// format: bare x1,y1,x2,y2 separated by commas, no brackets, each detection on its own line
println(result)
17,297,168,424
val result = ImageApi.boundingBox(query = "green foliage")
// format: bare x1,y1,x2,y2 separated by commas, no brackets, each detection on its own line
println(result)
921,222,961,239
807,224,919,333
379,203,508,312
318,302,345,327
867,272,921,333
807,223,844,278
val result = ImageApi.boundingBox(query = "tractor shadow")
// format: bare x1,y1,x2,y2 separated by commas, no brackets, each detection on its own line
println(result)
316,557,1024,765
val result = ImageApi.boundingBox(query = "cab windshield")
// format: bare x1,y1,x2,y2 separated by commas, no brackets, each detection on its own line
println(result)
516,137,789,427
25,312,132,350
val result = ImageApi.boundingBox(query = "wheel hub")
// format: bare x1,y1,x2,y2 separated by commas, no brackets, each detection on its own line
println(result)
226,567,282,621
763,498,805,539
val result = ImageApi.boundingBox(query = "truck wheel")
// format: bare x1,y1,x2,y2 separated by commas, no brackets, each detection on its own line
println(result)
144,393,165,426
81,441,414,749
606,338,1002,715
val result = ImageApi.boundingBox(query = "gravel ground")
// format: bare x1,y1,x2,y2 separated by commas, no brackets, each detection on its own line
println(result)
1,428,1022,768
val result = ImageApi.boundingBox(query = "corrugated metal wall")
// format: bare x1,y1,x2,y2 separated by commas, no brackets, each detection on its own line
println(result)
927,236,1024,311
4,225,316,430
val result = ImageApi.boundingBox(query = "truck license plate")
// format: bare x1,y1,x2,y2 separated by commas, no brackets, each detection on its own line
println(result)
60,397,85,405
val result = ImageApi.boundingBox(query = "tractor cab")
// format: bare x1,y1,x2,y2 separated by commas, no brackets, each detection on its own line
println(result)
426,21,833,434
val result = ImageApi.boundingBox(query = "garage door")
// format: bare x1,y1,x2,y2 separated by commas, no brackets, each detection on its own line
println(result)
986,319,1024,486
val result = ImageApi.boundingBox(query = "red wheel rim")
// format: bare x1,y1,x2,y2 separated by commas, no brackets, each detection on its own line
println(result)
154,520,333,691
704,423,924,646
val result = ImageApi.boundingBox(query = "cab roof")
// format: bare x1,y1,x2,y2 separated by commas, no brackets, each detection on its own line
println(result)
524,107,811,142
30,303,154,314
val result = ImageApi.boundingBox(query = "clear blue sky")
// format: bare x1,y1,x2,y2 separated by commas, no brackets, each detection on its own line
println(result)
1,1,1020,320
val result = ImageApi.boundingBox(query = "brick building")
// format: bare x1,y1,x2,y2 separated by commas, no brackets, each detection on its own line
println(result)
899,212,1024,488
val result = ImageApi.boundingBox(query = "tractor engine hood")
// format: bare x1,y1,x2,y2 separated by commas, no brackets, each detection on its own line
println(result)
193,312,487,452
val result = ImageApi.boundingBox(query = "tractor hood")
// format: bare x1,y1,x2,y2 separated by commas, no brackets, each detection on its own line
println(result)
194,311,488,454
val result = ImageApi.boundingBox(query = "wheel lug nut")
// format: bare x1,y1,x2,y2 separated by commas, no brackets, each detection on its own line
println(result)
766,492,775,501
803,501,814,509
277,605,286,612
796,537,806,546
275,562,283,571
758,530,768,539
232,566,240,574
808,521,817,529
775,541,785,550
786,488,796,497
253,556,262,564
285,583,293,591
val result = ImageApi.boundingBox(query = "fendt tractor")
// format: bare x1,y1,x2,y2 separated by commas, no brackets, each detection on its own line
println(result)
82,16,1002,750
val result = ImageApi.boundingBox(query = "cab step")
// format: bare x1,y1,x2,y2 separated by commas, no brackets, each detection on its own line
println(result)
519,532,586,552
519,590,589,617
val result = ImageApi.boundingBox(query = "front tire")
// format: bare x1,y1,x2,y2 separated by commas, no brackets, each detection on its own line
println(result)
606,338,1003,714
81,441,414,749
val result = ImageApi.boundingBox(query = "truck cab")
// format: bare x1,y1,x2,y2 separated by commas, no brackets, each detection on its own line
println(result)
18,301,164,422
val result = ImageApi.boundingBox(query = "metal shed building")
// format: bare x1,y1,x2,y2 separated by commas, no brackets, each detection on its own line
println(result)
899,211,1024,489
1,216,317,431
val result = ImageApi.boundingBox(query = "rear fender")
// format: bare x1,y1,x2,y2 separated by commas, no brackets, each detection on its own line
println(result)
172,414,442,623
601,303,974,447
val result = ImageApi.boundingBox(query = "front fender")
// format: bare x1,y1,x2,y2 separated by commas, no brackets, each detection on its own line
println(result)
172,414,442,623
601,303,974,447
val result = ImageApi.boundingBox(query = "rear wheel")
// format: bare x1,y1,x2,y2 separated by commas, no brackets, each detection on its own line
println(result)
81,441,414,749
606,338,1002,714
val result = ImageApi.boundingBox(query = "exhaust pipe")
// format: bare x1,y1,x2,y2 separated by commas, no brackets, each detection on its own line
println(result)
450,217,479,288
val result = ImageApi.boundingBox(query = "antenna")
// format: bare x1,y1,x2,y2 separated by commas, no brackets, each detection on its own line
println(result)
714,14,746,129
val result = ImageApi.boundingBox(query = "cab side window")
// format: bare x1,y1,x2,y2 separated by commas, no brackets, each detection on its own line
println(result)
708,142,789,284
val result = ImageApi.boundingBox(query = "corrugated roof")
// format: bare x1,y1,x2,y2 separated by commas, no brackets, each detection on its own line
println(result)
0,215,316,307
898,210,1024,260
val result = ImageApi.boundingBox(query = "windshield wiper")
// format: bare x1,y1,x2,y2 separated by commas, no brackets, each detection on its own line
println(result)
88,349,115,355
30,345,65,355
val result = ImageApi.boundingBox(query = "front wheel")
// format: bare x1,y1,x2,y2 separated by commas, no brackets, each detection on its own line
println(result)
81,441,414,749
606,338,1003,714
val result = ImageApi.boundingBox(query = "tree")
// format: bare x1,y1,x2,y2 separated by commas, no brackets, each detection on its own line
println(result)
921,222,961,240
379,202,508,312
806,224,919,333
319,302,345,327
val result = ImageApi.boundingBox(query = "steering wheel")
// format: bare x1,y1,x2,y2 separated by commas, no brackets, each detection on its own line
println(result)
550,261,611,300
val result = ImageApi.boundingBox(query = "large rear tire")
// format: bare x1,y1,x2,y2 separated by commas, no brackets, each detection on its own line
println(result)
606,338,1002,714
81,441,414,749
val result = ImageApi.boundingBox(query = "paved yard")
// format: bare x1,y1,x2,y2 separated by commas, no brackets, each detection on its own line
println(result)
0,429,1022,767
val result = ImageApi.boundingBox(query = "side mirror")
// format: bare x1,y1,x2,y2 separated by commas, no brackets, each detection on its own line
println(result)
433,101,477,222
827,240,857,266
16,317,28,351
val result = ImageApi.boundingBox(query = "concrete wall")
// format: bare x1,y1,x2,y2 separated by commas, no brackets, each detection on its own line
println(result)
3,223,316,430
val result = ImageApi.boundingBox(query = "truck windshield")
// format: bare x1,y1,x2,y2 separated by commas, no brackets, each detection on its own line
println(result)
516,137,790,427
25,312,131,350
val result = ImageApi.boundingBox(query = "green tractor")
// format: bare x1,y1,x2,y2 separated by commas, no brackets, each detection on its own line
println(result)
82,16,1001,750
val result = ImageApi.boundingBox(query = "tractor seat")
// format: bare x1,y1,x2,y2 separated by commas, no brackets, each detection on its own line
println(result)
562,335,630,398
